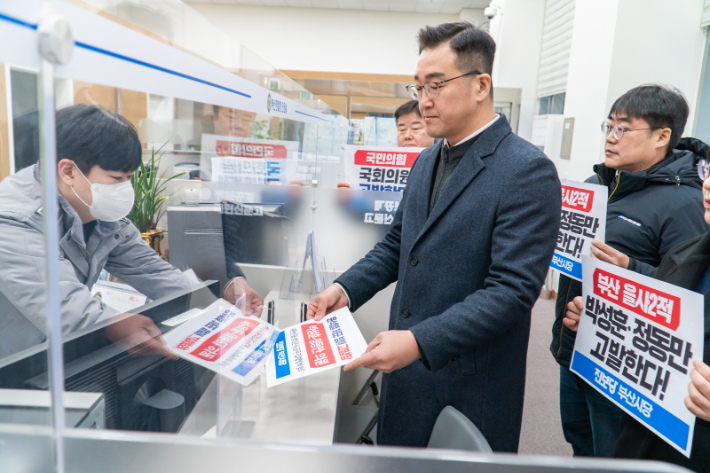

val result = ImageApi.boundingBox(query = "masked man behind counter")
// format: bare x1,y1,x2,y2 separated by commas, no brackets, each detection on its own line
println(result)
0,104,198,359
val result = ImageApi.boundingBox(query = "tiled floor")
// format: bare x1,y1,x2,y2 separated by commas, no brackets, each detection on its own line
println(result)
518,298,573,456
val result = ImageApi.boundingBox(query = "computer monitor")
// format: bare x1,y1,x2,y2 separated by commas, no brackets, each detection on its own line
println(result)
0,281,219,433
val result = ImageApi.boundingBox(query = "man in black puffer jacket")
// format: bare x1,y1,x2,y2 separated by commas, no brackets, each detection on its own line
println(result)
550,85,710,457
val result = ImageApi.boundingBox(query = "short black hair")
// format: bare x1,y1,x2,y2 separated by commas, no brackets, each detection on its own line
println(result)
395,100,421,123
56,104,141,174
608,85,689,153
417,21,496,98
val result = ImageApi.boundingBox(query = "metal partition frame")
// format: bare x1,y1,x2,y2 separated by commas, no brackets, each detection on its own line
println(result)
0,424,694,473
0,2,697,473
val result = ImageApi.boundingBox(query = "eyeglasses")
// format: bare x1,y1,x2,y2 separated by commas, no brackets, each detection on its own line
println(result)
698,159,710,181
601,120,653,140
406,70,482,100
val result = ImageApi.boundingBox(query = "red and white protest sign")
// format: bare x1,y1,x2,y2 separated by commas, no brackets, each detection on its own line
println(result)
215,140,290,159
164,299,279,386
562,185,595,212
593,268,681,330
551,179,608,281
200,134,299,183
266,308,367,387
343,144,423,192
571,256,704,457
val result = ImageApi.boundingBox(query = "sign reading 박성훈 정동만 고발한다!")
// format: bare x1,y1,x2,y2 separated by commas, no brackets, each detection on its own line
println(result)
266,308,368,387
551,180,608,281
571,255,704,457
343,145,423,192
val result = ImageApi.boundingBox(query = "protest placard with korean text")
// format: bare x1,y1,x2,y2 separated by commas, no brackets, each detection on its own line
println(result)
266,308,367,387
551,180,608,280
164,299,279,386
571,256,704,457
200,134,299,183
343,145,423,192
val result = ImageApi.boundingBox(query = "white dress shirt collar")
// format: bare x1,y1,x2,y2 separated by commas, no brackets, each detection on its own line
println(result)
444,114,500,148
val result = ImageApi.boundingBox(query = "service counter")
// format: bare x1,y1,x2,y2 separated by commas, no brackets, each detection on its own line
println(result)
181,291,341,445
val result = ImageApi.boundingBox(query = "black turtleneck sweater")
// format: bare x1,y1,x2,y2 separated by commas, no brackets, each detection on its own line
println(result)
429,134,479,214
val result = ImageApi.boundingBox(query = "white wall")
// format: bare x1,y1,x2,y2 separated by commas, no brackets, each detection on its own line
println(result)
558,0,619,181
489,0,546,141
560,0,707,181
607,0,707,136
186,4,458,75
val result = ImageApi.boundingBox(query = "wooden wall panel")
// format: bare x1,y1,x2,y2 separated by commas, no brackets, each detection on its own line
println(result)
0,64,10,181
73,81,117,111
73,81,147,148
279,70,412,83
119,89,148,128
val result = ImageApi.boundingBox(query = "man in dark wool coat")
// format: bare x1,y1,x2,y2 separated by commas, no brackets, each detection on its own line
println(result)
307,21,561,452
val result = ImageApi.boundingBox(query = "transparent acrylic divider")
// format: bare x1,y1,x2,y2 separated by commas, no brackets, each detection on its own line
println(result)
0,2,699,473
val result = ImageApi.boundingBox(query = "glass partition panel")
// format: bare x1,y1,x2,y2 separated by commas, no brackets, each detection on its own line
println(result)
0,0,359,461
0,2,704,473
0,57,55,466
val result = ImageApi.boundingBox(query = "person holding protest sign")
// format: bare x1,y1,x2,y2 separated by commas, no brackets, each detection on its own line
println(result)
308,22,561,451
394,99,436,149
564,157,710,470
337,100,434,189
550,85,710,457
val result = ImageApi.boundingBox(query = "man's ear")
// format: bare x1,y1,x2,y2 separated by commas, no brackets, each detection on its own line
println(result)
655,128,672,152
476,74,492,103
57,159,76,186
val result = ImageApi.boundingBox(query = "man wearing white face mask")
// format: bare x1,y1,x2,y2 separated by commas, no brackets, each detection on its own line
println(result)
0,104,197,359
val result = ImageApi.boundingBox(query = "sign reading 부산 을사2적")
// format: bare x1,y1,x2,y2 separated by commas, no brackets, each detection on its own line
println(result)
266,308,367,387
571,256,704,457
550,180,608,280
163,299,279,386
343,145,423,192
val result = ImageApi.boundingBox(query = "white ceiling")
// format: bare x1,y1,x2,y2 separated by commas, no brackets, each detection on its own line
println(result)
185,0,491,14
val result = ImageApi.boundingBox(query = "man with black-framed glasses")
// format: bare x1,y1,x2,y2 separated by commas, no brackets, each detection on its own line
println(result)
307,21,561,452
550,84,709,458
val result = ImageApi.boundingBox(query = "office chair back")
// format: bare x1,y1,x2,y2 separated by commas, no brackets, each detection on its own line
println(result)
427,406,492,453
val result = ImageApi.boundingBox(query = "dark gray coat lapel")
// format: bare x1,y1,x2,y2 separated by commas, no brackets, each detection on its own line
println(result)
413,118,511,248
412,142,441,233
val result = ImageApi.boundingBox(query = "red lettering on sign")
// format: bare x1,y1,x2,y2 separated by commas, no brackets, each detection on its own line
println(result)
593,268,681,330
192,318,259,361
301,323,336,368
215,141,289,159
561,185,594,212
353,150,419,168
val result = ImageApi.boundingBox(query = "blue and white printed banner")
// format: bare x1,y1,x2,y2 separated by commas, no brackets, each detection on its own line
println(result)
571,256,704,457
201,134,299,183
266,307,367,387
164,299,279,386
551,180,608,280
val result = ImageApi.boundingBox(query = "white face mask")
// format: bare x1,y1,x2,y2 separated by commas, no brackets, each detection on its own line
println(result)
70,162,135,222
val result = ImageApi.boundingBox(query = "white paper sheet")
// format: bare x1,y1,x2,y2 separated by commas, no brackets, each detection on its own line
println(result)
266,308,367,387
